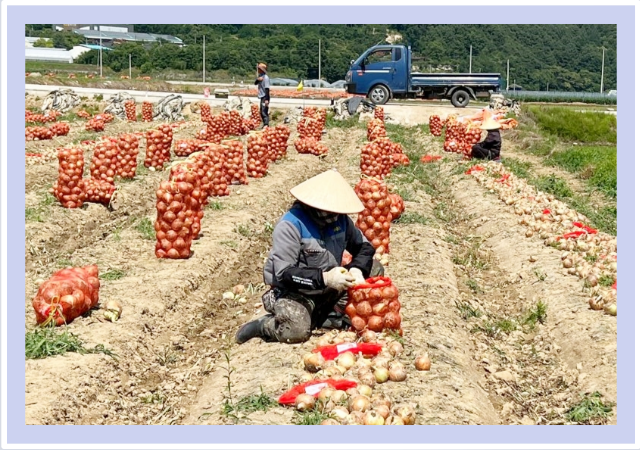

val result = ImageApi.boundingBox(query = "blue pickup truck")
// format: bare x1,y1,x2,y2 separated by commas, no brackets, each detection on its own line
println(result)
345,45,501,107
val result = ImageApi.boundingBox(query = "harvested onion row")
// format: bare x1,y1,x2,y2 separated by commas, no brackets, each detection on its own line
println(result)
144,124,173,170
51,147,86,209
354,178,392,254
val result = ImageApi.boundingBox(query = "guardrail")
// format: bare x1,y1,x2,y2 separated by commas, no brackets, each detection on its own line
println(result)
499,90,617,105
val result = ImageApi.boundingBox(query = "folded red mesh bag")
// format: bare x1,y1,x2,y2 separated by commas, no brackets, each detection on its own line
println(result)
312,342,383,360
278,378,358,405
465,165,485,175
32,265,100,326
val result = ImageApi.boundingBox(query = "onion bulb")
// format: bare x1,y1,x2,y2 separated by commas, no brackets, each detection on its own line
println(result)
299,373,314,383
331,406,350,421
363,410,385,425
349,411,365,425
348,395,371,413
585,274,598,287
393,404,416,425
295,394,316,411
337,352,356,370
389,365,407,382
414,354,432,371
388,341,404,357
374,404,390,420
303,353,324,373
385,415,405,425
331,390,348,404
321,418,339,425
356,384,373,397
605,303,617,316
360,330,378,343
359,371,376,388
374,366,389,383
371,393,392,409
318,387,336,403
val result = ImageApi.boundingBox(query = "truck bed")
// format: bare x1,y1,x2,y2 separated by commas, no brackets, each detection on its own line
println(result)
410,72,501,87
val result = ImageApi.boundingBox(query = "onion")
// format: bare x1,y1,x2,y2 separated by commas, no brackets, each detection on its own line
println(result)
295,394,316,411
348,395,370,413
388,341,404,357
349,411,365,425
355,357,372,370
363,410,385,425
337,352,357,370
331,406,350,421
414,354,432,371
385,415,405,425
331,390,348,404
345,387,359,397
360,330,378,343
374,366,389,383
371,356,390,369
318,387,336,403
586,274,599,287
320,418,340,425
299,373,314,383
389,365,407,382
393,404,416,425
605,304,617,316
374,404,390,420
356,384,373,397
303,353,324,373
358,371,376,388
371,393,392,409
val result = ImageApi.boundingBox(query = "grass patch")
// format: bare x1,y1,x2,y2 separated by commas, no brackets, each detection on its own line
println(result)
99,268,126,281
531,174,574,198
525,105,616,144
234,224,253,238
546,146,616,198
135,217,155,240
473,318,518,338
25,326,116,360
503,158,533,179
455,300,482,320
565,392,614,424
219,240,238,249
230,388,278,415
533,268,547,281
25,194,57,222
293,405,334,425
325,112,364,129
395,211,429,225
522,301,548,330
465,278,484,294
452,239,489,270
207,200,224,210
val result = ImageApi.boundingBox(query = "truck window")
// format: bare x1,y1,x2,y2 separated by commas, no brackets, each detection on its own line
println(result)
393,48,401,61
366,49,393,65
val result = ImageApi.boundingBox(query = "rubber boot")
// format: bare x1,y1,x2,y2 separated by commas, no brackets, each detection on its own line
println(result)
235,315,273,344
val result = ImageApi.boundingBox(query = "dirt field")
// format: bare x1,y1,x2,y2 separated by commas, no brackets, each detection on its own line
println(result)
24,96,616,426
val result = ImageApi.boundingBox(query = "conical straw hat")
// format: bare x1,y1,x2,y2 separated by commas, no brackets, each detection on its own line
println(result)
480,117,502,130
290,169,364,214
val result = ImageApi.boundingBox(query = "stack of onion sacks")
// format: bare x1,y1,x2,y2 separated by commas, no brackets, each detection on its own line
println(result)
50,122,70,137
367,119,386,141
124,100,137,122
83,178,116,205
429,115,443,136
90,137,119,184
154,162,200,259
116,133,140,179
374,107,384,122
51,147,86,209
26,127,54,141
142,101,153,122
246,132,270,178
144,124,173,170
174,139,206,157
220,140,247,185
85,118,105,132
354,178,392,254
345,277,402,334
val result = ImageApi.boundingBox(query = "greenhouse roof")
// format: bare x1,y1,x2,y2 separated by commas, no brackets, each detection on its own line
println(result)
74,29,183,44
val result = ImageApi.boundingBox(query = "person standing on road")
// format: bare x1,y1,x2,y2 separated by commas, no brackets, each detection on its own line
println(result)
255,62,270,128
470,115,502,162
235,169,384,345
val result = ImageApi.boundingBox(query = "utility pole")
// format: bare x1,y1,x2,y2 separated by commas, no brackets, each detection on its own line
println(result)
202,35,206,83
600,46,606,94
129,54,132,79
506,59,509,92
469,45,472,73
99,29,103,78
318,39,321,82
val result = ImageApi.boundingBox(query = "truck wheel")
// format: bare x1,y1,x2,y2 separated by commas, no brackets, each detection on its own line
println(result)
368,85,390,105
451,90,470,108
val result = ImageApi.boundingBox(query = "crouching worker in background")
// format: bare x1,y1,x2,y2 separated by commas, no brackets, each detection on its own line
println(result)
235,169,384,344
470,116,502,162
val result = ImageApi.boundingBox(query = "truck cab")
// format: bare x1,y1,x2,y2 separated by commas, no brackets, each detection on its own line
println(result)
346,45,501,107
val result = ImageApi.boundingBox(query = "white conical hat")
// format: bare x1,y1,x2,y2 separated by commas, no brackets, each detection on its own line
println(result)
290,169,364,214
480,117,502,130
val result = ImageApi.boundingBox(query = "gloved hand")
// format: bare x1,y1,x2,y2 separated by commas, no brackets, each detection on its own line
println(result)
323,267,355,292
349,267,366,285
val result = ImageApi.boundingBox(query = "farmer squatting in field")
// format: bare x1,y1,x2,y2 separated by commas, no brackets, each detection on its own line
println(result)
470,115,502,162
236,169,384,344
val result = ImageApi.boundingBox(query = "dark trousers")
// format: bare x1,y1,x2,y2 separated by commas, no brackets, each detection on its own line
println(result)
261,260,385,343
260,98,269,127
471,144,499,160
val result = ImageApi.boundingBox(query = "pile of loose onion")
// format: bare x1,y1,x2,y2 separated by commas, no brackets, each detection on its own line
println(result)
367,119,386,141
354,179,392,254
155,164,199,259
76,110,92,119
142,101,153,122
83,178,116,205
389,193,405,221
90,137,119,184
124,100,137,122
85,118,105,132
469,162,617,314
174,139,207,157
429,115,443,136
220,140,248,185
26,126,54,141
144,124,174,170
246,132,270,178
116,133,140,179
228,110,244,136
374,106,384,122
50,147,86,208
49,122,70,137
345,278,401,333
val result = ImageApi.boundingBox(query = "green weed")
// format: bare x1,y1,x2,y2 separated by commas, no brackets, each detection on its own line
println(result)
565,392,614,424
455,301,482,320
207,200,224,210
598,275,615,287
532,174,574,198
234,224,253,238
99,268,126,281
25,326,116,360
522,301,548,330
232,387,278,414
465,279,484,294
395,211,429,225
135,217,155,240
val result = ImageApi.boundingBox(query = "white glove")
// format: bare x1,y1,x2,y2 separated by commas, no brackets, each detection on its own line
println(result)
323,267,355,292
349,267,366,285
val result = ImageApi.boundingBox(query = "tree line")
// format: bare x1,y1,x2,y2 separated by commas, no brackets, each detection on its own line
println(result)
26,24,616,91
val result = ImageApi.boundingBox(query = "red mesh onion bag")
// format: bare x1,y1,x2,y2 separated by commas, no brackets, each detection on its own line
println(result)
90,137,119,183
228,110,243,136
429,115,443,136
200,103,212,123
84,178,116,205
144,124,173,170
374,107,384,122
220,139,247,185
246,132,269,178
367,119,386,141
26,126,54,141
50,122,70,137
174,139,207,157
116,133,140,179
124,100,137,121
51,148,86,209
389,193,405,221
346,277,402,334
142,101,153,122
274,124,291,159
32,265,101,326
354,178,392,254
85,118,105,132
